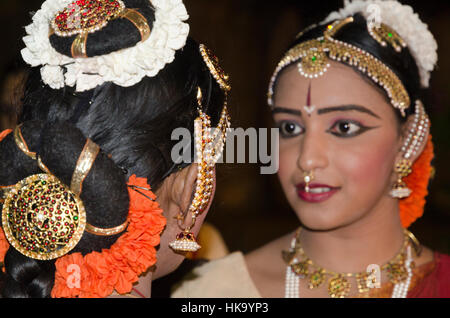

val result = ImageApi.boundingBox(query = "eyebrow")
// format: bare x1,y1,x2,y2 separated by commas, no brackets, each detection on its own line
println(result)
271,104,381,119
317,105,381,119
271,107,302,117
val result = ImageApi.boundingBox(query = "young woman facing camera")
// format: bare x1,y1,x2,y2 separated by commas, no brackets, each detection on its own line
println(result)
0,0,231,298
172,0,449,298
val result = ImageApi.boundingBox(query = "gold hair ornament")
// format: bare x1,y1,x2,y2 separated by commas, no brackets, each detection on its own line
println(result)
51,0,151,58
1,173,86,260
368,23,407,53
199,44,231,92
1,135,129,260
268,17,411,117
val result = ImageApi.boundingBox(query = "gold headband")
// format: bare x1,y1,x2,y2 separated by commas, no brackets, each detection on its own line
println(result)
268,17,411,117
1,133,128,260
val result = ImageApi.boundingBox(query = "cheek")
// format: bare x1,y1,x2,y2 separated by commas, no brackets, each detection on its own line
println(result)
278,142,298,181
336,135,397,194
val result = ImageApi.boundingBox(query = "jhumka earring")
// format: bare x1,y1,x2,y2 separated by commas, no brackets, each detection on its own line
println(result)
390,100,429,199
304,170,314,193
169,87,230,253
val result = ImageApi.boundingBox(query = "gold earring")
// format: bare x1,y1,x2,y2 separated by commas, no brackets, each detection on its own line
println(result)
390,159,413,199
169,87,215,253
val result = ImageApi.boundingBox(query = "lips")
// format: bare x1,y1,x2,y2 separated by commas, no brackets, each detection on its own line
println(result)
296,183,340,203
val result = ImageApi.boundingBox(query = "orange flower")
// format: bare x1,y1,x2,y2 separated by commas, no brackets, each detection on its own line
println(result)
49,175,166,298
399,135,434,228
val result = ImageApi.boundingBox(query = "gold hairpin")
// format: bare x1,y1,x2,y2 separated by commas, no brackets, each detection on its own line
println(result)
368,23,407,53
70,139,100,197
14,125,36,160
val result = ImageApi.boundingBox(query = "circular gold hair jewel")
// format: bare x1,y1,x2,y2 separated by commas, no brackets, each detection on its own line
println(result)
199,44,231,92
51,0,126,37
1,174,86,260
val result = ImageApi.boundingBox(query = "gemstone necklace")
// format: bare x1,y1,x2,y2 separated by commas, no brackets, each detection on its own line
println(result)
283,227,421,298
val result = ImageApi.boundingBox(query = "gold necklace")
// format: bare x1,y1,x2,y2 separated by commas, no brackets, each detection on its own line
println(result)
282,227,421,298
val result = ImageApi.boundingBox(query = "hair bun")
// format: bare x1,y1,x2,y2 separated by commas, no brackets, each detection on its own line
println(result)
0,121,43,186
49,0,155,58
38,122,129,247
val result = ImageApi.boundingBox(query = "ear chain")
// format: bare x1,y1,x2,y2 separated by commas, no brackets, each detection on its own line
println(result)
390,100,429,199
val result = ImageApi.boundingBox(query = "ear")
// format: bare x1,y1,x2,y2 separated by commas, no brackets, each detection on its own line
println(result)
172,163,199,214
396,115,430,165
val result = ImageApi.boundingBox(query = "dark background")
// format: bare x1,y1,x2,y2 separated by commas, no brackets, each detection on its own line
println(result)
0,0,449,260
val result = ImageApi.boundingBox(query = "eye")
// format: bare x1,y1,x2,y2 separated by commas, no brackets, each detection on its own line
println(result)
328,120,367,137
277,121,303,138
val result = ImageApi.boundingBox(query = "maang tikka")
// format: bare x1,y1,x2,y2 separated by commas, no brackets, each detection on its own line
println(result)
390,100,429,199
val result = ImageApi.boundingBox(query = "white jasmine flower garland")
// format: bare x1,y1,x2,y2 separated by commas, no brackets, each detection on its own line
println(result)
21,0,190,92
323,0,438,88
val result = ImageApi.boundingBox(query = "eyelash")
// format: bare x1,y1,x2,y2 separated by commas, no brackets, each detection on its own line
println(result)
276,119,372,139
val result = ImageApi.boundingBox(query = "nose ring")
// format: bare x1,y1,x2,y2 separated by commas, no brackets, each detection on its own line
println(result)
303,171,314,193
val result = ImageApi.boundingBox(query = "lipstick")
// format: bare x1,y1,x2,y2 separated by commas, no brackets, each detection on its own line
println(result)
296,183,340,203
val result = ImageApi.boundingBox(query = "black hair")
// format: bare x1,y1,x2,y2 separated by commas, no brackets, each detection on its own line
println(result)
0,2,226,297
272,13,423,122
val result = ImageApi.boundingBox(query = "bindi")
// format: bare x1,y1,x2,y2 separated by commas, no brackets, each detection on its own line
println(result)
303,82,316,117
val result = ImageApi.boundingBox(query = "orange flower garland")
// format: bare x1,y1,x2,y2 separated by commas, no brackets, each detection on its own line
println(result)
0,126,166,297
50,175,166,298
399,135,434,228
0,129,12,270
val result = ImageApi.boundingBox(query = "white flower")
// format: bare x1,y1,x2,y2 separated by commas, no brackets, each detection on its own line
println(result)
41,65,65,89
322,0,438,88
21,0,190,92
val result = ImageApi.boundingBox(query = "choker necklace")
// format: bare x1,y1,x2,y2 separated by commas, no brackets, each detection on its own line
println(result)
283,227,421,298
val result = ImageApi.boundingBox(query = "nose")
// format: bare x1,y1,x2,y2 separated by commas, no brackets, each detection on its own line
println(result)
296,129,329,173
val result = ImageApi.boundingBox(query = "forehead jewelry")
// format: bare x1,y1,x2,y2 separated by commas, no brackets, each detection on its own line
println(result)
303,170,314,193
268,17,410,117
303,82,316,117
1,127,129,260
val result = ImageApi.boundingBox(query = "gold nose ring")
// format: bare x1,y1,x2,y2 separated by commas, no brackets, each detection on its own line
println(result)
304,171,314,193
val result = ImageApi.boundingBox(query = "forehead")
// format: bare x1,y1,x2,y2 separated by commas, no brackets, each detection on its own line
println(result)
273,60,393,114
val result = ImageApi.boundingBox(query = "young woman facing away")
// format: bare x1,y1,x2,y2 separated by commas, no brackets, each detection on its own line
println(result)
0,0,231,298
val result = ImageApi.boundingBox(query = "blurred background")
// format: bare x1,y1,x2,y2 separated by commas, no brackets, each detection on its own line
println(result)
1,0,449,293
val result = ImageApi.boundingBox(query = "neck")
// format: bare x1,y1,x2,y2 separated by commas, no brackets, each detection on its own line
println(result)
299,196,405,273
134,271,153,298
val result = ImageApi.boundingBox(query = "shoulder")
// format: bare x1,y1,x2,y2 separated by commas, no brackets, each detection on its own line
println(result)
409,248,450,298
171,252,262,298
